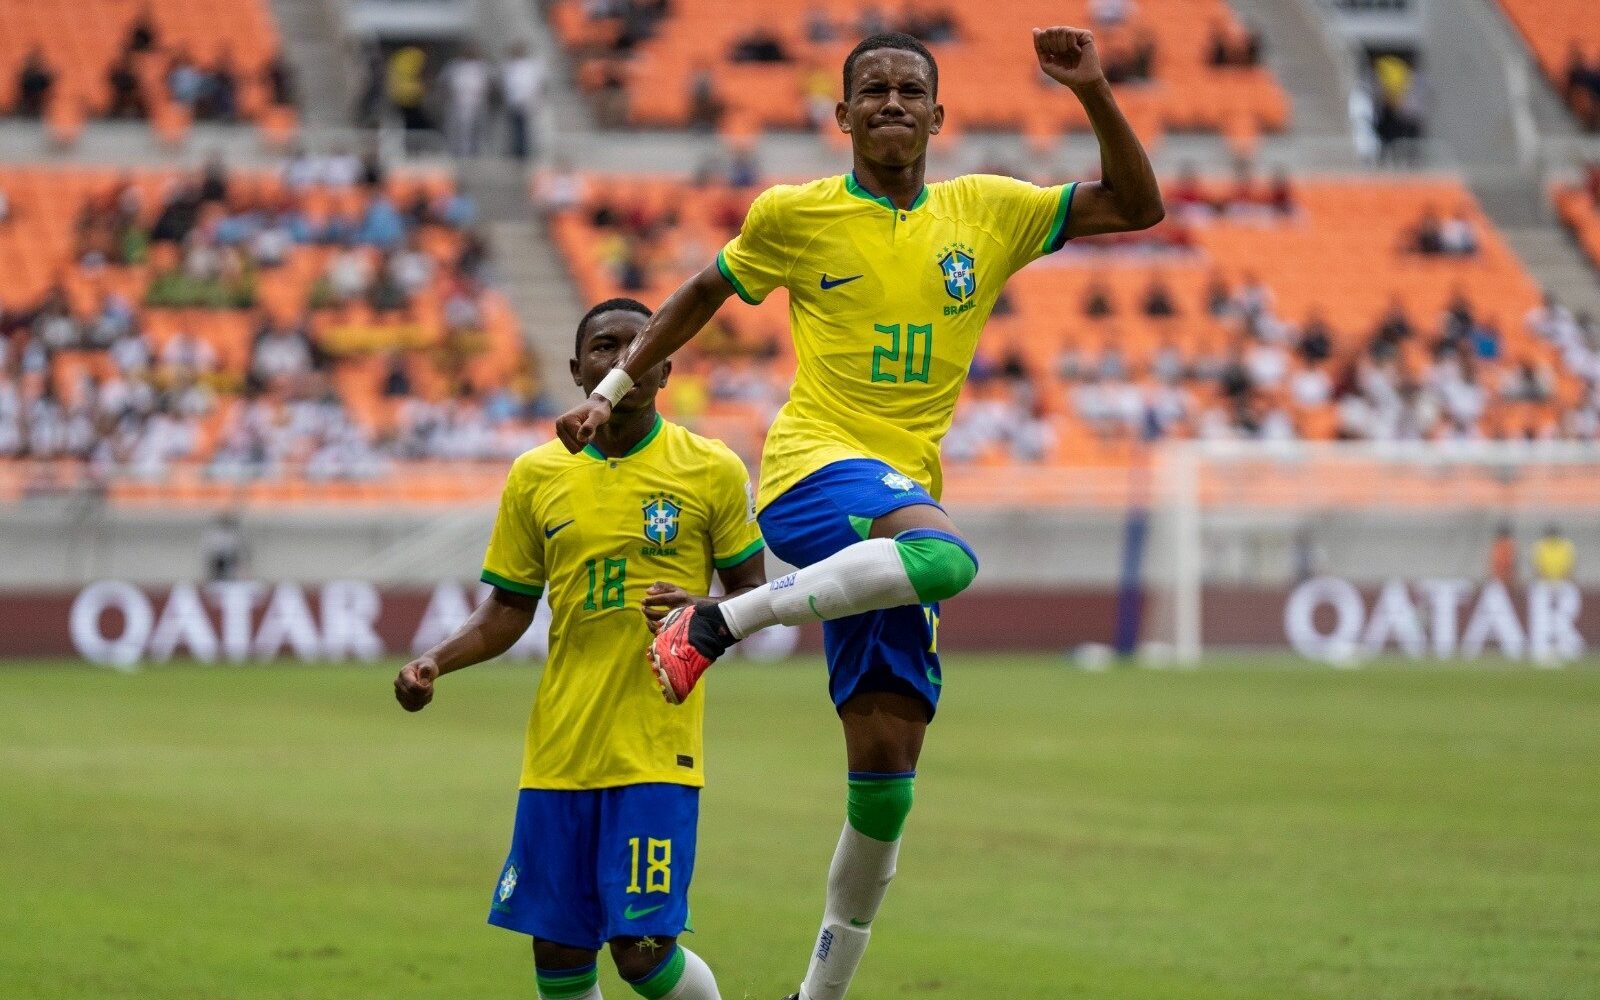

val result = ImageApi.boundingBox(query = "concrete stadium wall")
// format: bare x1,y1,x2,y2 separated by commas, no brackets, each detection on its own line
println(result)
1,502,1596,588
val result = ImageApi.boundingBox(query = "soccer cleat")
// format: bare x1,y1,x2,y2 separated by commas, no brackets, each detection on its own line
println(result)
648,605,717,705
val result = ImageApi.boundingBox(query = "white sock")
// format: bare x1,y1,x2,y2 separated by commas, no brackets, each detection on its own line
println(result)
719,538,918,639
660,946,720,1000
798,824,901,1000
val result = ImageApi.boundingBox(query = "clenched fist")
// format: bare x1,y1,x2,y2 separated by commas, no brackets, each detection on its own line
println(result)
555,395,613,453
394,657,440,712
1034,27,1105,91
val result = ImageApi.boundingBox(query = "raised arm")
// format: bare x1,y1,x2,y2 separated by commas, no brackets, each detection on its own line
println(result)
1033,26,1164,238
554,263,736,453
394,587,539,711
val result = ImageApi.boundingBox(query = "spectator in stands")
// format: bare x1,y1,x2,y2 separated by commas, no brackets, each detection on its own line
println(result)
1296,308,1333,363
1083,274,1114,318
1142,272,1177,318
1526,289,1578,346
900,3,958,44
1470,314,1502,362
106,54,146,119
534,158,586,215
15,48,55,118
1564,43,1600,131
356,191,407,250
368,253,412,315
167,46,204,109
162,329,218,378
126,6,158,53
1206,21,1232,68
1232,272,1274,326
1438,287,1476,348
1411,204,1445,255
1489,523,1517,585
1500,358,1553,404
1438,206,1479,256
502,42,546,161
1372,294,1413,351
728,148,762,189
1265,166,1295,216
444,45,492,158
731,27,790,64
686,60,722,131
250,318,318,385
1090,0,1134,29
264,53,297,109
196,48,240,123
1290,357,1332,408
1204,271,1231,317
382,353,413,398
805,6,839,43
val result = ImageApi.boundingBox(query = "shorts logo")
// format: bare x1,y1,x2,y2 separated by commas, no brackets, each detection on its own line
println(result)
643,494,682,546
881,471,917,494
938,244,976,303
497,864,518,903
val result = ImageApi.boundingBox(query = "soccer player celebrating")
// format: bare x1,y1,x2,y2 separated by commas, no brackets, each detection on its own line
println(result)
396,298,766,1000
556,29,1162,1000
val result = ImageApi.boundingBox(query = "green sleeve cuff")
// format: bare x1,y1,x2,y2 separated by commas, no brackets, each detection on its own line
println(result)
480,569,544,598
713,538,766,569
1041,181,1078,254
716,248,762,305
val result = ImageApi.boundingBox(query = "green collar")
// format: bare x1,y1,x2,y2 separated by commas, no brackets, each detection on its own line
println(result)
845,172,928,212
582,413,664,461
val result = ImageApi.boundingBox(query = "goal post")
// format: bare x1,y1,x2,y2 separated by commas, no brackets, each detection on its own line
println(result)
1142,440,1600,666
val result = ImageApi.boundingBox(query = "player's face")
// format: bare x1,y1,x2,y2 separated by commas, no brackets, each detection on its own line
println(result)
838,49,943,167
571,311,670,414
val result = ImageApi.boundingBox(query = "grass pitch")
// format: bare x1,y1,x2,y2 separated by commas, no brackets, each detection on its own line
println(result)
2,657,1597,1000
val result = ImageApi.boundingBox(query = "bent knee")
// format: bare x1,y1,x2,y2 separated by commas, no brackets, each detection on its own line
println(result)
609,936,677,983
893,529,979,603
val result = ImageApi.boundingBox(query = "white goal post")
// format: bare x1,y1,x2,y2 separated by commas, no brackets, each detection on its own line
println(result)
1144,440,1600,665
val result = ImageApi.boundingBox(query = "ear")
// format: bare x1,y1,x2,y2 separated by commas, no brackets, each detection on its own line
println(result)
569,357,582,387
930,102,945,135
657,359,672,388
835,100,851,133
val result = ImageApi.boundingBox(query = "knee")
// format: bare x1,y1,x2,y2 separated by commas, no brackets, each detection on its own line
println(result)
609,936,676,984
893,530,978,603
846,773,915,843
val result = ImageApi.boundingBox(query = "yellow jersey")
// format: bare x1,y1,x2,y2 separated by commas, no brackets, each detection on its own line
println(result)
717,172,1078,507
480,416,764,791
1532,536,1575,582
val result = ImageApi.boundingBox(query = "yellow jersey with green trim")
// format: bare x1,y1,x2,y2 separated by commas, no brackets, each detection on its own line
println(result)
717,172,1077,507
480,416,764,791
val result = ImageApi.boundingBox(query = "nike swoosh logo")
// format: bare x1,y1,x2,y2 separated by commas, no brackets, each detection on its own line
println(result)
544,520,575,539
848,917,872,927
820,273,863,290
624,903,665,920
926,668,942,687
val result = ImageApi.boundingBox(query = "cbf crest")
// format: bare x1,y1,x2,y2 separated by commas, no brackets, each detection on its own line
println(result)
937,242,977,304
642,493,683,551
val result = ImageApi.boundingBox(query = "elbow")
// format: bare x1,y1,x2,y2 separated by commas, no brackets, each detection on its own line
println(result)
1128,199,1165,231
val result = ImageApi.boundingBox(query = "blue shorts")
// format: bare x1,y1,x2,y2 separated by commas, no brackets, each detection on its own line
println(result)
758,458,944,719
488,784,699,950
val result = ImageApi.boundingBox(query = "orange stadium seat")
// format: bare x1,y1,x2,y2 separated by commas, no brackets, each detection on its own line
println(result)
544,170,1554,474
546,0,1291,144
0,0,291,138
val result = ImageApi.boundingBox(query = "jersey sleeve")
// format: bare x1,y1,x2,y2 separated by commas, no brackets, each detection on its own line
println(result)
480,458,546,597
975,175,1079,275
716,186,790,305
707,447,765,569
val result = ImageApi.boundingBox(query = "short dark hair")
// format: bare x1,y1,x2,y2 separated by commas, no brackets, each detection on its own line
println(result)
574,297,652,357
842,32,938,100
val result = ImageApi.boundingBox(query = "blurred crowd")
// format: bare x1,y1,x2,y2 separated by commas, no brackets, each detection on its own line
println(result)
0,154,552,482
354,41,546,159
10,6,294,124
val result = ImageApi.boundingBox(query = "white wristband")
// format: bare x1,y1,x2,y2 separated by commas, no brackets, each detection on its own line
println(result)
593,368,635,406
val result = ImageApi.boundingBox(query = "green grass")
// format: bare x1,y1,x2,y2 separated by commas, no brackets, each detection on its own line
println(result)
2,657,1598,999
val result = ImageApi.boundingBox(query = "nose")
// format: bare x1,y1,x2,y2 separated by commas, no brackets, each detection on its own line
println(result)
883,88,906,113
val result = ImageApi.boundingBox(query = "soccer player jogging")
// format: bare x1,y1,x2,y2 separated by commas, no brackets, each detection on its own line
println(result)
556,29,1162,1000
395,298,767,1000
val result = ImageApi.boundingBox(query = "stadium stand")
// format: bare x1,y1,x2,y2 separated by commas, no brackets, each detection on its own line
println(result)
1498,0,1600,129
549,0,1287,150
0,0,297,146
0,162,548,505
1554,164,1600,273
544,167,1600,470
